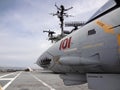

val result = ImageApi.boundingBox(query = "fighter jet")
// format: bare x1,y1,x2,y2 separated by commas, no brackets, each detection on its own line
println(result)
37,0,120,89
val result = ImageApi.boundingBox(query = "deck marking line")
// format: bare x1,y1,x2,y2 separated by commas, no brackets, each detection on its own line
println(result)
31,74,56,90
0,73,14,78
2,72,22,90
0,78,13,80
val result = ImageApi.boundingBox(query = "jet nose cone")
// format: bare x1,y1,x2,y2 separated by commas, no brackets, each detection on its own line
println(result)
41,58,51,65
36,56,51,68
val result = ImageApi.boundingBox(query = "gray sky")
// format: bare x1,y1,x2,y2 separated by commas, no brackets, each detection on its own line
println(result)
0,0,108,68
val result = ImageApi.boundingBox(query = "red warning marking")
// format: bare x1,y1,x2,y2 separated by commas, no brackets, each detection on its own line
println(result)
59,37,72,50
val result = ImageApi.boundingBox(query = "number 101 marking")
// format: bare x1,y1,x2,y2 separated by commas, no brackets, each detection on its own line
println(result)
59,37,72,50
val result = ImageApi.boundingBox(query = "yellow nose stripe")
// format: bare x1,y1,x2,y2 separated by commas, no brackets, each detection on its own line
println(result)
117,34,120,46
96,20,115,34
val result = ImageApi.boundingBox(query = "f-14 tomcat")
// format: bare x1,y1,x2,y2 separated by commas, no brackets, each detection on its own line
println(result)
37,0,120,89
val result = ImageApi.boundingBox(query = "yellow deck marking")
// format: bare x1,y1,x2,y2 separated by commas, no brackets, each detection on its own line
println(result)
96,20,115,34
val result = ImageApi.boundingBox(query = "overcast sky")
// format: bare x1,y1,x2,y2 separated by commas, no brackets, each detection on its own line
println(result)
0,0,108,68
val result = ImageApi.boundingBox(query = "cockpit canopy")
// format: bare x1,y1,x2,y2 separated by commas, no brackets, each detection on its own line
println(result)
87,0,119,22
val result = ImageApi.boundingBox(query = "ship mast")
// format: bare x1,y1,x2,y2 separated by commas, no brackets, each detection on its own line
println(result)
51,4,73,36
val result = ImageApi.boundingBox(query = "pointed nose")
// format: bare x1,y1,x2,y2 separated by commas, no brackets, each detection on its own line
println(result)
36,56,51,68
41,58,51,65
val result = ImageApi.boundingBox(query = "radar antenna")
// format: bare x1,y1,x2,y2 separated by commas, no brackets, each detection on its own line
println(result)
44,4,73,43
43,30,56,43
65,21,85,32
51,4,73,36
43,30,55,37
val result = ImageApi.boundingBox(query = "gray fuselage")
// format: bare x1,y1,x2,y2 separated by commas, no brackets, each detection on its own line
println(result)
37,5,120,74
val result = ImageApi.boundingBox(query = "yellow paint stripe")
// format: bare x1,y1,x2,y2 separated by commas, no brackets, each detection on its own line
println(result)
96,20,115,34
117,34,120,46
117,34,120,53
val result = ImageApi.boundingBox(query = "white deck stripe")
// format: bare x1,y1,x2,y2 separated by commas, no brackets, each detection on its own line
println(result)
31,74,56,90
2,72,22,90
0,73,14,78
0,78,13,80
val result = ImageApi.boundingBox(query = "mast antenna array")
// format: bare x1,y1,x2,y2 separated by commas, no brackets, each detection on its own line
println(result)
51,4,73,36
